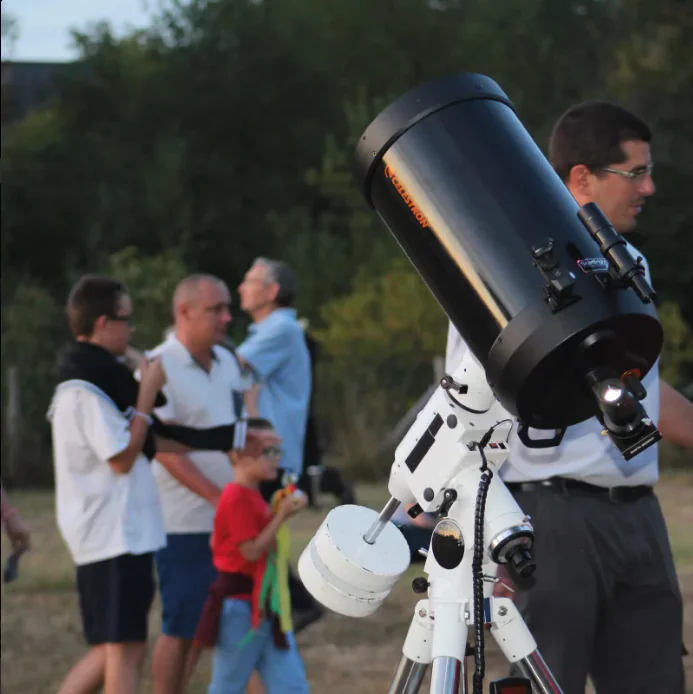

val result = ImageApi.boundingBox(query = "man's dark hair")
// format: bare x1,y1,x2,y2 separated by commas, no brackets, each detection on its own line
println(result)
66,275,127,338
549,101,652,182
254,257,297,307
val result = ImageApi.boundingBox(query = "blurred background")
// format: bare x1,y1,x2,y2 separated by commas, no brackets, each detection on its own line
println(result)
1,2,692,691
2,0,691,488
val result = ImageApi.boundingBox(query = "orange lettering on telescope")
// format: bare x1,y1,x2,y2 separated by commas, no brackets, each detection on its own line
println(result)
384,165,430,229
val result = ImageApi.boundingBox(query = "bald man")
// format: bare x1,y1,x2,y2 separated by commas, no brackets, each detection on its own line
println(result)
148,274,257,694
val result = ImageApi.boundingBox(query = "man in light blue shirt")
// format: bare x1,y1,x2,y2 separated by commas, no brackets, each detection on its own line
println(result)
237,257,311,478
236,257,323,632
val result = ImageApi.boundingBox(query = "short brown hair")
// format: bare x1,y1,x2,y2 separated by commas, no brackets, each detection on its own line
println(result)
549,101,652,182
66,275,127,338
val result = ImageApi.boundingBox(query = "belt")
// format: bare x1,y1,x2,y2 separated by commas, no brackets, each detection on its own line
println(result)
505,477,654,503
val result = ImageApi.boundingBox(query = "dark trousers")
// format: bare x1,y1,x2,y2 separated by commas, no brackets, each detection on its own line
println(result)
508,487,684,694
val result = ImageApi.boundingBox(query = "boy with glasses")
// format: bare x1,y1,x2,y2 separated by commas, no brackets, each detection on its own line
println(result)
194,419,310,694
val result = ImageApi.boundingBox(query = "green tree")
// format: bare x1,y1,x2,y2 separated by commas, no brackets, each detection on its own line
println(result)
107,246,188,350
2,0,692,483
1,10,19,56
315,256,447,476
658,301,693,388
1,281,67,486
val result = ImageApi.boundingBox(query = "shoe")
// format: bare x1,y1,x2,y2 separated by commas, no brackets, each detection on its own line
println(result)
292,604,325,634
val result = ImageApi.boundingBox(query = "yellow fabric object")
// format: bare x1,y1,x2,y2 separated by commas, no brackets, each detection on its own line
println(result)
274,523,293,633
269,488,295,634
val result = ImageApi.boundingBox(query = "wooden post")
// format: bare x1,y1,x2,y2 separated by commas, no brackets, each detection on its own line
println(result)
6,365,21,479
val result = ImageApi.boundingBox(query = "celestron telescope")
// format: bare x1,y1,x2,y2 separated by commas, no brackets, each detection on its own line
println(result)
298,74,663,694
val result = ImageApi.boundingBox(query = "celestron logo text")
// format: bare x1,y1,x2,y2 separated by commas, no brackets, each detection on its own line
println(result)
384,165,430,228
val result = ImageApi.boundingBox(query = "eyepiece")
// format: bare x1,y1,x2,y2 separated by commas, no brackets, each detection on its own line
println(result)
507,546,536,578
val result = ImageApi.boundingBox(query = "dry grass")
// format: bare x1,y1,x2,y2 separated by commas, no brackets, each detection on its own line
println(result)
2,475,693,694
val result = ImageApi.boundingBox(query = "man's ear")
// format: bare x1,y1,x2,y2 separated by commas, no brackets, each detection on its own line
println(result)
93,314,109,333
566,164,594,198
267,282,280,304
177,302,191,321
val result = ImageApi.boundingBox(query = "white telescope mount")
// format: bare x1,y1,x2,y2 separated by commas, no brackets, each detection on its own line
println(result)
298,350,564,694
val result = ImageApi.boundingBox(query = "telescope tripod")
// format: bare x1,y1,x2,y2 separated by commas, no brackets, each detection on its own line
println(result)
387,597,558,694
378,476,563,694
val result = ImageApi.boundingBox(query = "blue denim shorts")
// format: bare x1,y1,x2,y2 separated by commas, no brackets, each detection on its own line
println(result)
208,598,310,694
155,533,217,640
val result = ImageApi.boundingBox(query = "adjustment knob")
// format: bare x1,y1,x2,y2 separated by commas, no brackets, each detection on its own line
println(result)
412,577,429,594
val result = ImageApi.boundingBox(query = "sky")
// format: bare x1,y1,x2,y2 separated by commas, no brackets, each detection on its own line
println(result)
2,0,156,62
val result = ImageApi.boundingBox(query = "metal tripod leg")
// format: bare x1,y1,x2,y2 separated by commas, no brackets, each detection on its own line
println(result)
431,657,464,694
488,597,563,694
387,600,434,694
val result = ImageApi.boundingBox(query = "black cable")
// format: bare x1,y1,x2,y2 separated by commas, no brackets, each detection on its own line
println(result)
440,374,487,415
444,389,487,415
471,428,495,694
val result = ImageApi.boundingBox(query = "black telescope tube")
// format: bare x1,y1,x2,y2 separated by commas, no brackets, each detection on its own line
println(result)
353,74,662,430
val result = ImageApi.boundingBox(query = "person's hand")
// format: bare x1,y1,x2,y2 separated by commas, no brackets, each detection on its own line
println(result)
139,356,167,400
4,511,31,555
241,428,281,458
278,492,307,520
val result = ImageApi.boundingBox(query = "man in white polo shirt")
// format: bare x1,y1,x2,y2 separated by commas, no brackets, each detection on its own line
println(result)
149,274,256,694
446,102,693,694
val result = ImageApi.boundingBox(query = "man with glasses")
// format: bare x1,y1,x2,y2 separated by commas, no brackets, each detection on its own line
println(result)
446,102,693,693
148,274,258,694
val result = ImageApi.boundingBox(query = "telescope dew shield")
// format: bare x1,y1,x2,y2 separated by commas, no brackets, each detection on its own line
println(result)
354,73,662,430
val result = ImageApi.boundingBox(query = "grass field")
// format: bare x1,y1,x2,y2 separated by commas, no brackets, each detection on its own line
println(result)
2,475,692,693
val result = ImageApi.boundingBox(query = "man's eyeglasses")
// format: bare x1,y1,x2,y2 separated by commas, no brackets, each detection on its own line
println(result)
203,303,231,315
108,314,134,326
600,163,654,182
261,446,283,460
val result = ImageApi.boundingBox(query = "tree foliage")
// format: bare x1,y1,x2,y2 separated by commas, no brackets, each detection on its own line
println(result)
1,0,691,483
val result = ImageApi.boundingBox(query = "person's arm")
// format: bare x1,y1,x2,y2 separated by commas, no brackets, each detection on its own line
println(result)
237,323,288,381
153,424,279,504
1,486,30,554
243,384,261,418
108,357,166,474
658,380,693,449
153,422,262,455
238,495,306,562
74,358,165,476
108,415,153,475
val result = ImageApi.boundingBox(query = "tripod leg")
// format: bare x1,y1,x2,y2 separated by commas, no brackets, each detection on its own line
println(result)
388,656,428,694
387,600,433,694
427,589,469,694
488,597,563,694
430,657,464,694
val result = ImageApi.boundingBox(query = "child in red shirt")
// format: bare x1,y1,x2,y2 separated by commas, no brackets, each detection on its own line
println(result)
195,420,310,694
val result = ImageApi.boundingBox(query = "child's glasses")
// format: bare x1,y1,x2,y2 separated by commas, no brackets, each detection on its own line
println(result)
262,446,283,459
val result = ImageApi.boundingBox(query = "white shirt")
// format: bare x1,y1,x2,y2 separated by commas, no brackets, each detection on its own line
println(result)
148,334,252,534
445,243,660,488
49,383,166,566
